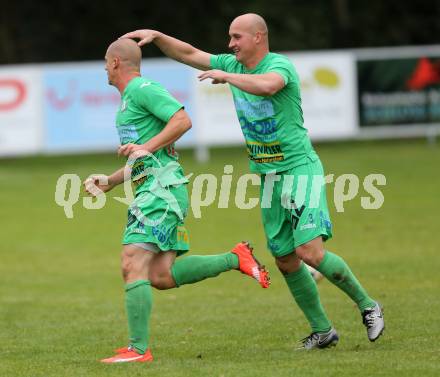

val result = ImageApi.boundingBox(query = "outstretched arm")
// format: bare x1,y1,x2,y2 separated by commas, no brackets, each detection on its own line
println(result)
198,70,285,96
118,109,192,157
120,30,212,71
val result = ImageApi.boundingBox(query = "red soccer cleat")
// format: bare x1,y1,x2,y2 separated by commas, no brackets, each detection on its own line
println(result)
114,346,130,354
101,348,153,363
231,242,270,288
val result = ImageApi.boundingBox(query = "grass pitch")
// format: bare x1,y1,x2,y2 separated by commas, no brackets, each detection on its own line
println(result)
0,139,439,376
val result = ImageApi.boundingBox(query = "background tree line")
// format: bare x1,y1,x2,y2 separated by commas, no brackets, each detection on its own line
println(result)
0,0,438,64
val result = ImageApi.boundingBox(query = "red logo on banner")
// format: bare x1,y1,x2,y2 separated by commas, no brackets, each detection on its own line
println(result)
46,80,76,110
406,57,440,90
0,79,27,111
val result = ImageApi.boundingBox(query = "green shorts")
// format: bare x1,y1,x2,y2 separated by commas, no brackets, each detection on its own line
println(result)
122,182,190,256
260,157,333,257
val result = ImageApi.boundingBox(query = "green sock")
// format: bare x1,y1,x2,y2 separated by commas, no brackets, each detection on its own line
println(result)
125,280,152,354
171,252,239,287
316,251,375,311
284,262,332,333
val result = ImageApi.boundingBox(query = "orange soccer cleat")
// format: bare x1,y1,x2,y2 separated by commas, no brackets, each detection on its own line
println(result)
231,242,270,288
114,346,130,354
101,348,153,363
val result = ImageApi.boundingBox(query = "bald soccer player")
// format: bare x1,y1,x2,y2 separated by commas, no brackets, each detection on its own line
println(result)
84,38,270,363
121,13,385,350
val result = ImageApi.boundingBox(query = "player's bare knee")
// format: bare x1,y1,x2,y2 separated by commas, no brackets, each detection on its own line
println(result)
149,272,174,290
275,253,301,274
151,279,172,290
295,243,324,268
120,247,148,282
275,256,288,273
148,273,159,288
120,251,132,280
149,251,176,289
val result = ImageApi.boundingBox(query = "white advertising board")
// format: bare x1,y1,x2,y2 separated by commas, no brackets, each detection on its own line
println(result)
193,76,243,146
0,67,43,156
193,51,357,146
291,51,358,140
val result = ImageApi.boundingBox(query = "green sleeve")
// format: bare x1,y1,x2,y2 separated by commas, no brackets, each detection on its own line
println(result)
134,82,184,123
267,57,295,85
210,54,239,72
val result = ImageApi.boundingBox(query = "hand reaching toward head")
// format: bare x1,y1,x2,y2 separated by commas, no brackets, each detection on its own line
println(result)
119,30,158,47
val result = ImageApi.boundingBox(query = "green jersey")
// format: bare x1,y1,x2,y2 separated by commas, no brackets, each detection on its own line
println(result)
210,52,318,174
116,76,187,193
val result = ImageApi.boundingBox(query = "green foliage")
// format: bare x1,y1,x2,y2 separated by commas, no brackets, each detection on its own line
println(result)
1,0,439,64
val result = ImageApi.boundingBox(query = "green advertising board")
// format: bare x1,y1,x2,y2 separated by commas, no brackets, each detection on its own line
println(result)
358,56,440,126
